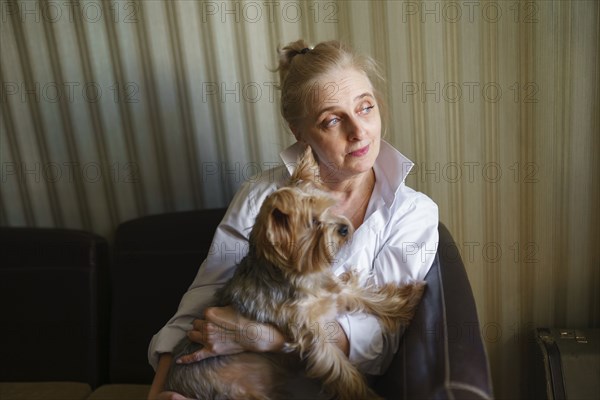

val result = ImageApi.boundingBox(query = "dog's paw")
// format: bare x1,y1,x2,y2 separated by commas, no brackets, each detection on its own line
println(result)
338,268,368,285
338,271,354,284
404,280,427,303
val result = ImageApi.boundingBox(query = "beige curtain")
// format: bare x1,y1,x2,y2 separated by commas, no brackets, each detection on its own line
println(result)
1,1,598,397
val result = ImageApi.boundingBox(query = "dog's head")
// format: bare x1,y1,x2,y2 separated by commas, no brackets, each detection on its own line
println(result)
251,186,353,275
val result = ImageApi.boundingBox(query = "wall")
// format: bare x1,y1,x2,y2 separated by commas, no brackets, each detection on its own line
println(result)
1,1,598,398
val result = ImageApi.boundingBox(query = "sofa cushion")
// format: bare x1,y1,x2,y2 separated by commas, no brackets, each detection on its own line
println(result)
86,384,149,400
0,228,109,389
0,382,92,400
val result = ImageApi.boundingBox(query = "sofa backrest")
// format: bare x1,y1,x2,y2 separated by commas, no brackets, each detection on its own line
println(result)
0,228,109,389
109,208,227,383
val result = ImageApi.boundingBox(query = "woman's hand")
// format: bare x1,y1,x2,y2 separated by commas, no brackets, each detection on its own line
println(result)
176,306,287,364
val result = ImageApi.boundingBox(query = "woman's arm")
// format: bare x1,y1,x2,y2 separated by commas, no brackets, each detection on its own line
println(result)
147,353,190,400
176,306,349,364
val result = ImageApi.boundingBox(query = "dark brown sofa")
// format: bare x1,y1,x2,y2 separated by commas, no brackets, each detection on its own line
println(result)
0,209,493,399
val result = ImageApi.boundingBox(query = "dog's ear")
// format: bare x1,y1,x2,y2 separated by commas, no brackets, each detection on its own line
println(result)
265,204,296,263
271,207,289,231
291,145,319,184
251,189,298,268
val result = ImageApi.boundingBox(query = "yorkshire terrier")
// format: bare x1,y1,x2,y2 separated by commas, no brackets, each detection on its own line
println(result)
165,147,426,400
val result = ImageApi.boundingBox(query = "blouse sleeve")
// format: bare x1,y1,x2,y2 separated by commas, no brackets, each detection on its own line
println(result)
337,191,439,375
147,179,269,370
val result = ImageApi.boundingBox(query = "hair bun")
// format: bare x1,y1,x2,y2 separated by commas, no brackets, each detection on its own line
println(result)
276,39,312,85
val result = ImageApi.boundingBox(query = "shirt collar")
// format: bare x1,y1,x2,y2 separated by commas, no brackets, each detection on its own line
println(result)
279,141,307,176
279,140,414,205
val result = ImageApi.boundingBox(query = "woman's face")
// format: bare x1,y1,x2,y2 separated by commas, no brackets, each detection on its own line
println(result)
294,68,381,183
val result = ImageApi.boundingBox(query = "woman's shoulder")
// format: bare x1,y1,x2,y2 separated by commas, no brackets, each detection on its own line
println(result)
238,164,290,199
396,182,437,205
368,180,438,240
373,141,438,218
226,164,291,219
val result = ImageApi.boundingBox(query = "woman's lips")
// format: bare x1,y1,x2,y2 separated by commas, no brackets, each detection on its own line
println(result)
348,144,370,157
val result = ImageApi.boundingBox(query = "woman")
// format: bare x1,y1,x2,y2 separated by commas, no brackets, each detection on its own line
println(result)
148,39,439,400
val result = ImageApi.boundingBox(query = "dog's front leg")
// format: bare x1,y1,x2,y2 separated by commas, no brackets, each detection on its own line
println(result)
337,278,426,332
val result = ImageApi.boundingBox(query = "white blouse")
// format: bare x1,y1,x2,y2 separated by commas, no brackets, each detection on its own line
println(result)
148,140,439,376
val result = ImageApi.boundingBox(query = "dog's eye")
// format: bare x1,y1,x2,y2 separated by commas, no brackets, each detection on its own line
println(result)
312,218,321,227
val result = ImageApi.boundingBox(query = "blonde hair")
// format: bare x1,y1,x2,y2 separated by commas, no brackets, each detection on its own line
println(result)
275,39,387,133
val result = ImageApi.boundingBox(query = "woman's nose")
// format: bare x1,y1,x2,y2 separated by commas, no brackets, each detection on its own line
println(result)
345,116,366,140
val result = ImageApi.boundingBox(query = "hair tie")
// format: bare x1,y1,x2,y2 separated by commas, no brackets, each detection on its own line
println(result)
300,47,311,54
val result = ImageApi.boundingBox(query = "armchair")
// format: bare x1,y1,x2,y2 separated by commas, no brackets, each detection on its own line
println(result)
0,209,493,399
374,223,493,398
110,210,494,398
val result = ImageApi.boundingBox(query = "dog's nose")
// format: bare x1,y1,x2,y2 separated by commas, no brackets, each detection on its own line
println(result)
338,224,349,237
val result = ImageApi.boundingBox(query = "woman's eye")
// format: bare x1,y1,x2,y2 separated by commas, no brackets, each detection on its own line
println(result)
360,104,375,114
324,117,340,128
321,105,373,128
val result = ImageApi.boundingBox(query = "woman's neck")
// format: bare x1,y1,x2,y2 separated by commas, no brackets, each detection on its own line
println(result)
323,168,376,229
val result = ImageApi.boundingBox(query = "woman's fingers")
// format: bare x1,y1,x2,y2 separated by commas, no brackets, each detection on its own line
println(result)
175,347,218,365
177,334,245,364
188,320,212,341
204,307,286,353
204,306,243,329
186,306,286,356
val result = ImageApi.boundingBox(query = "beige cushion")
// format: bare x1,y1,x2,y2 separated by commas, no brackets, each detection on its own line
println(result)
0,382,92,400
87,384,150,400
